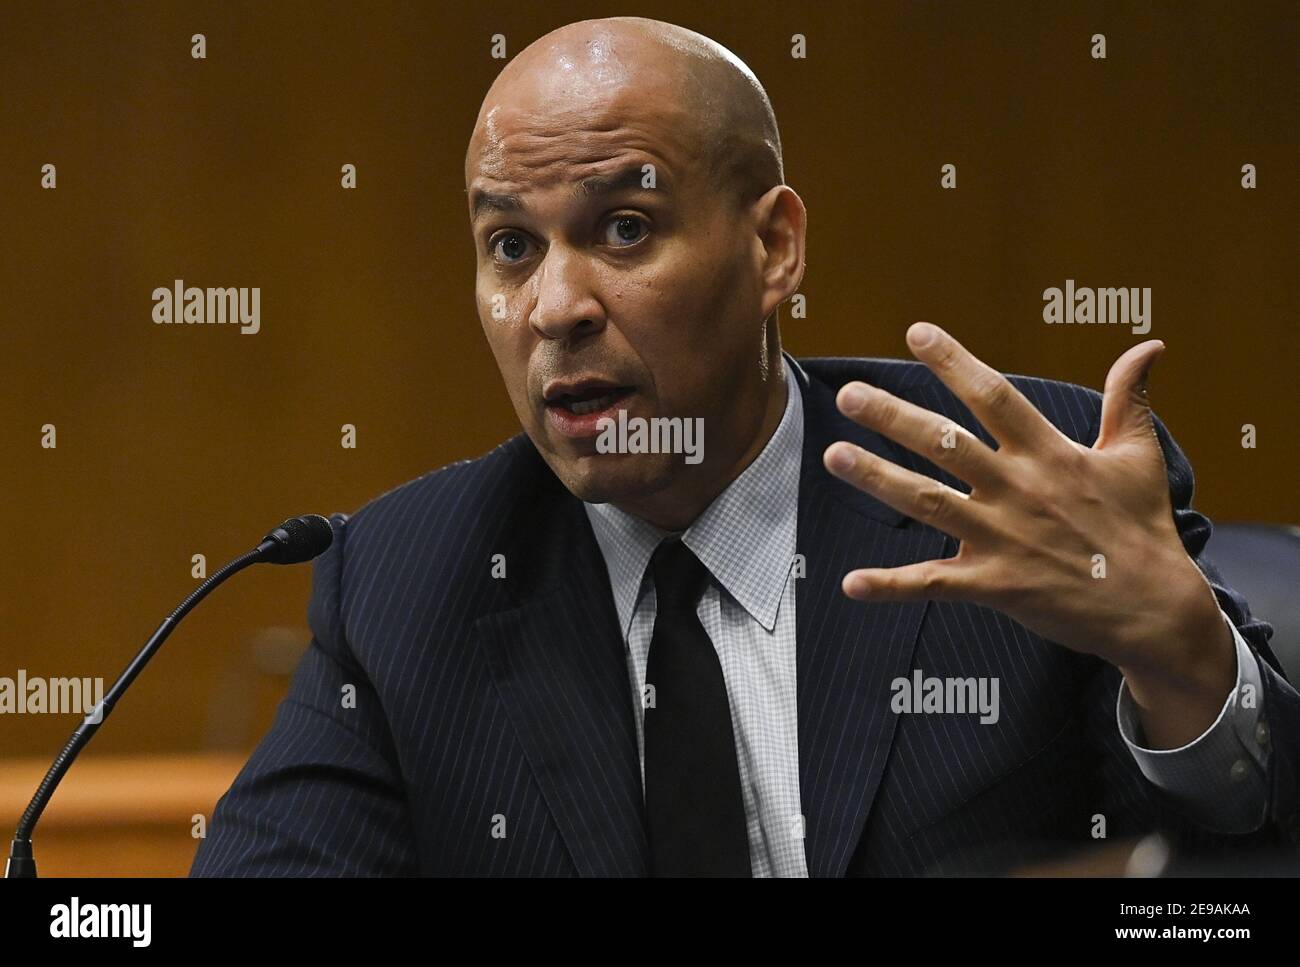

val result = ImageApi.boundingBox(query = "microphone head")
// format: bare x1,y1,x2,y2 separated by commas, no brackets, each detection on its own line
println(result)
258,514,334,564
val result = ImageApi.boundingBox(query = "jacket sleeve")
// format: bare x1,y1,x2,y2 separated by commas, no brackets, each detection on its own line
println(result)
190,513,420,876
1082,403,1300,863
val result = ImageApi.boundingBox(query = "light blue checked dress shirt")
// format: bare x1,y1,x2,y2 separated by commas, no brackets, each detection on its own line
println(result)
584,355,1269,876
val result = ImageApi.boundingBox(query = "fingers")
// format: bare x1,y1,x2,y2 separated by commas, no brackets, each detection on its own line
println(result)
905,322,1061,454
1096,339,1164,449
824,440,994,541
834,380,1004,493
841,559,971,602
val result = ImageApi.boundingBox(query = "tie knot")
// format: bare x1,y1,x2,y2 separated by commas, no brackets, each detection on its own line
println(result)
650,537,710,613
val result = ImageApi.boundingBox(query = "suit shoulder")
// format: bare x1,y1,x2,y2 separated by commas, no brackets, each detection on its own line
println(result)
797,355,1103,445
333,432,551,568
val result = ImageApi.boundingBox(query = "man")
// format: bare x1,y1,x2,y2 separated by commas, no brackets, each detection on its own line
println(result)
192,17,1300,877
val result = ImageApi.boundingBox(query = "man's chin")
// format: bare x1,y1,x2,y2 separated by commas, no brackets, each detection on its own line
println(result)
548,450,680,507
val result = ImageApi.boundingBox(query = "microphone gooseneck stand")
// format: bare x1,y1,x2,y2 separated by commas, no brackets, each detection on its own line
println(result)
6,514,332,878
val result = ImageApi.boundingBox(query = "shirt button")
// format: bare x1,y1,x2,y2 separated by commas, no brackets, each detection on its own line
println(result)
1255,721,1270,746
1229,759,1250,783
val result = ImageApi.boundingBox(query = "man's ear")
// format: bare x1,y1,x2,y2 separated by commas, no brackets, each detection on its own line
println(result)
753,184,807,320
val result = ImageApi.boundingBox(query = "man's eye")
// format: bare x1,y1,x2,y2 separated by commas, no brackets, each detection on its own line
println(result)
603,214,648,248
490,232,534,264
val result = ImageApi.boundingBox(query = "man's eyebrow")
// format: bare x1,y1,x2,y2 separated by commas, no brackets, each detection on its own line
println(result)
469,188,526,221
575,164,670,199
469,164,671,221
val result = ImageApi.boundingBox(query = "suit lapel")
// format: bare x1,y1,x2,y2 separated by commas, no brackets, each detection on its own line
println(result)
472,359,947,877
475,467,648,876
791,358,948,875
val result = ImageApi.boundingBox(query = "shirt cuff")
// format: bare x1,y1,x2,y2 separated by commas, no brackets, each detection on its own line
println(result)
1116,610,1270,833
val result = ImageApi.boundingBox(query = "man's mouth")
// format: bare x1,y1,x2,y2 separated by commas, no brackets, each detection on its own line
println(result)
543,378,635,412
542,379,637,439
551,387,634,414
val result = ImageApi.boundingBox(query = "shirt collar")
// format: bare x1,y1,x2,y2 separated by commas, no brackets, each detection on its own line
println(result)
584,354,804,638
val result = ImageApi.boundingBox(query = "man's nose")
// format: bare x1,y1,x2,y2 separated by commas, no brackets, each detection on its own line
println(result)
528,248,605,341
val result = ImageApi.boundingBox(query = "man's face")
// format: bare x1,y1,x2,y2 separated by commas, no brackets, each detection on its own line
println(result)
466,76,772,509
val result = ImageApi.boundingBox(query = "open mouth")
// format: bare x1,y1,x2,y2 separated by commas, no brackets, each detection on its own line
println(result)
545,386,634,414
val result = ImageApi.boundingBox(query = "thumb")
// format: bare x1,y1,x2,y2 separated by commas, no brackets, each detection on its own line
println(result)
1096,340,1165,449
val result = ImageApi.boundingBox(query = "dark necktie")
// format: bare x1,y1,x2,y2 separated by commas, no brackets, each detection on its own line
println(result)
642,537,751,876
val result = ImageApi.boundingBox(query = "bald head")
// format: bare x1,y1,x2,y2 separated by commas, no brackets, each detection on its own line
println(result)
466,17,784,209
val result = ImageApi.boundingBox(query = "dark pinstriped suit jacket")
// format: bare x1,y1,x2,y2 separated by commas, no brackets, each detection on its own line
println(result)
191,356,1300,876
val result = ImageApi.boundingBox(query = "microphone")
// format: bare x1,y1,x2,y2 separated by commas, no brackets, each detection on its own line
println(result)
256,513,334,564
5,514,334,878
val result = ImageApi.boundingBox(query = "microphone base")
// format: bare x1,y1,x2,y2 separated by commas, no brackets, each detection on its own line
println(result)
5,839,37,878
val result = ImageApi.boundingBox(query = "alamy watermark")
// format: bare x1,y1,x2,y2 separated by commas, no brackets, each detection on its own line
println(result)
151,279,260,334
1043,279,1150,334
50,897,151,947
595,409,704,465
0,669,104,720
891,669,1000,724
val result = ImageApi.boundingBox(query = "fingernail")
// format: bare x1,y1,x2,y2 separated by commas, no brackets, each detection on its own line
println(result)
840,383,869,411
908,322,937,348
826,445,854,472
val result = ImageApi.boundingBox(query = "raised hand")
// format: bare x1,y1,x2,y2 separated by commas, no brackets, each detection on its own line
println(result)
824,322,1234,746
